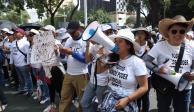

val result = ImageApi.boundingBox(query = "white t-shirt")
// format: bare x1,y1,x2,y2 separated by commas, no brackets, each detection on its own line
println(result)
89,44,109,86
148,40,194,89
64,37,88,75
4,41,12,59
136,42,147,57
135,42,151,77
10,38,30,67
108,55,147,97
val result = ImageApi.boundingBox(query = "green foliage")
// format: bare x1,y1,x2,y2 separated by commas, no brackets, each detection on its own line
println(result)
25,0,65,25
188,0,194,8
88,9,113,24
126,16,136,25
165,0,194,19
0,10,30,24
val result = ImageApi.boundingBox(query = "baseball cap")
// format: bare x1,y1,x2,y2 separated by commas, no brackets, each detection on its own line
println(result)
1,28,10,33
101,24,112,32
15,28,25,35
66,21,80,33
7,31,14,35
30,29,40,35
42,25,56,32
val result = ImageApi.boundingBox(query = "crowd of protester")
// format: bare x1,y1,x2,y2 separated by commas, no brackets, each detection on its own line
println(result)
0,15,194,112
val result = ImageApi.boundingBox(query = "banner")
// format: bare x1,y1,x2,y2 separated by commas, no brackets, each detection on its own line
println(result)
30,31,57,65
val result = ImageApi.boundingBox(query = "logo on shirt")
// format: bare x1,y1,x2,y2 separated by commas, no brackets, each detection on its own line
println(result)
109,64,128,87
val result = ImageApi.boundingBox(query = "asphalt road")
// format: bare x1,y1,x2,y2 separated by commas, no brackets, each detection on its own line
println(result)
2,87,158,112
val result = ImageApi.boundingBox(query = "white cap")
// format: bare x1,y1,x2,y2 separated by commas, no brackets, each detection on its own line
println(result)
116,29,135,42
30,29,40,35
101,24,112,32
115,28,140,51
43,25,56,32
1,28,10,33
187,31,194,38
8,31,14,35
56,28,70,40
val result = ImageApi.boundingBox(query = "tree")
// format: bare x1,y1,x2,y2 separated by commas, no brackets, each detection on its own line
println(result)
26,0,65,25
0,10,30,24
88,9,113,24
165,0,194,20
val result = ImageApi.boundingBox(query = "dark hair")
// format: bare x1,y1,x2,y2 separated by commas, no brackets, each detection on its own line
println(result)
124,39,135,55
168,23,188,30
134,30,150,40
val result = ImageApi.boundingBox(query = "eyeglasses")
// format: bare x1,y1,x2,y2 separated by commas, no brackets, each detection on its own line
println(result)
171,29,186,35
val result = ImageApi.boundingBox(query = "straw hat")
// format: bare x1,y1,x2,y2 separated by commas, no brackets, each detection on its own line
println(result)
159,15,193,39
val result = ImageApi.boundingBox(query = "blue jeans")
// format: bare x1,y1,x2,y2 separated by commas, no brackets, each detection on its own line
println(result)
33,67,50,100
157,89,191,112
81,82,107,112
0,68,5,86
15,66,33,93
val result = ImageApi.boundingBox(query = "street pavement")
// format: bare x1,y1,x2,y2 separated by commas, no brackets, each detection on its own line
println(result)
2,86,158,112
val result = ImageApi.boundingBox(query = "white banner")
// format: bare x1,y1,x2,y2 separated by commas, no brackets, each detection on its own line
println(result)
30,31,57,65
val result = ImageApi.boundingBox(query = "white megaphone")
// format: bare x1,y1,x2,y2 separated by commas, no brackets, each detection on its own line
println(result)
158,73,189,91
82,21,119,53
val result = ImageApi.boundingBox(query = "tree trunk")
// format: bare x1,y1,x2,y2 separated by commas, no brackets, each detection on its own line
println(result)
50,13,55,26
68,0,79,21
134,2,141,28
148,0,164,28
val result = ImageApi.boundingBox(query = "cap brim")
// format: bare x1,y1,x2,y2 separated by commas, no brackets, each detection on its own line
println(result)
66,29,75,33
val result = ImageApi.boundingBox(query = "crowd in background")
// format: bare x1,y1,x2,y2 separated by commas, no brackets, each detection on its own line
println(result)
0,15,194,112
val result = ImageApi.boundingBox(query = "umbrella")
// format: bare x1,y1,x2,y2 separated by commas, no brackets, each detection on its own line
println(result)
20,23,42,31
0,20,17,30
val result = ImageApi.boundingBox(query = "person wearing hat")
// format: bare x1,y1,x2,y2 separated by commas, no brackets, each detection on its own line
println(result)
80,24,116,111
39,25,66,112
0,28,11,87
108,22,118,34
10,28,33,96
26,29,50,105
0,28,9,45
144,15,194,112
59,21,88,112
101,24,118,36
100,29,148,112
132,27,152,112
2,30,15,87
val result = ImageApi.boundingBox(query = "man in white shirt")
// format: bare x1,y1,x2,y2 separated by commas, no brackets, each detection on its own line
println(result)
59,21,88,112
1,28,10,86
10,28,33,96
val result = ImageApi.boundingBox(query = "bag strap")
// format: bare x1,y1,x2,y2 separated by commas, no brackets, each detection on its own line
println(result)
16,41,27,58
174,43,185,72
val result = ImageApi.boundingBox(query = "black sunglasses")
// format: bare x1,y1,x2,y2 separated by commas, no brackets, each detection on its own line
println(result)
171,29,186,35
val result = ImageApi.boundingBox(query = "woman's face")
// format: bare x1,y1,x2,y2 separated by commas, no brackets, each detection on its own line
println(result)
167,24,186,45
115,38,130,55
8,35,14,42
135,30,147,44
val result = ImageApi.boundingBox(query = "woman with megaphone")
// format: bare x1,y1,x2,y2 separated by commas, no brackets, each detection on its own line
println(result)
144,15,194,112
80,23,119,112
99,29,148,112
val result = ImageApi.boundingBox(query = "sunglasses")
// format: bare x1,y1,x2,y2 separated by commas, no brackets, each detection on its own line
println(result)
171,29,186,35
